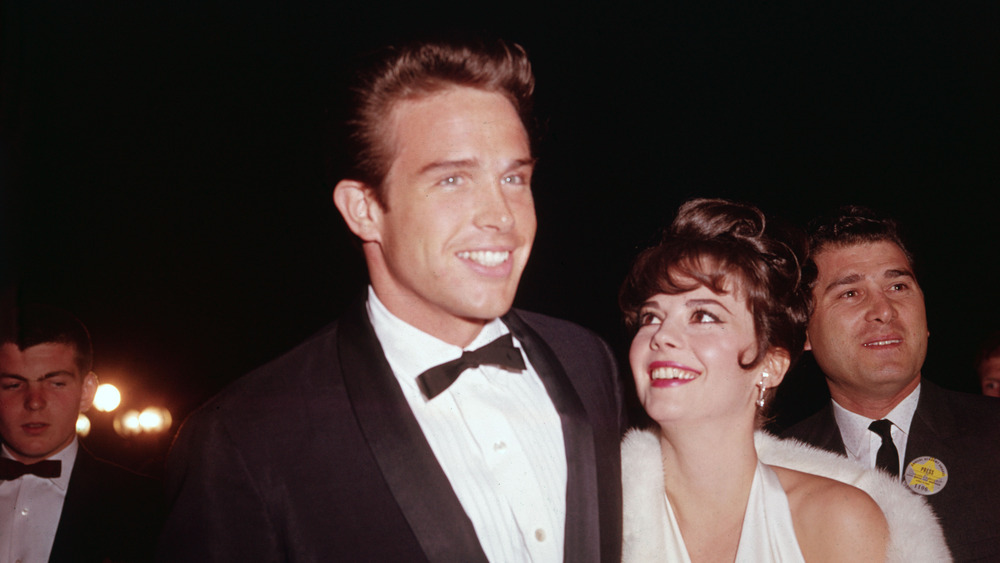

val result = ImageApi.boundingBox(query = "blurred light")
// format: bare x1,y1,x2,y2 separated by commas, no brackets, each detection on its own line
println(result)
76,413,91,437
138,406,172,433
93,383,122,412
113,409,142,437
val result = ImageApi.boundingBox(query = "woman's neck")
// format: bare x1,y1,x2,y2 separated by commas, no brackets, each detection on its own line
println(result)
657,418,759,561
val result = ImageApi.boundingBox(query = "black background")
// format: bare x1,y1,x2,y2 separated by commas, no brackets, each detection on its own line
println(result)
4,2,998,471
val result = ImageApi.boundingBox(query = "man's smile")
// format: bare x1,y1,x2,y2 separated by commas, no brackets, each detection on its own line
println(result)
457,250,510,267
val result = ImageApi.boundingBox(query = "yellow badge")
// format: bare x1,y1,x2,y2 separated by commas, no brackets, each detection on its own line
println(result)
904,456,948,495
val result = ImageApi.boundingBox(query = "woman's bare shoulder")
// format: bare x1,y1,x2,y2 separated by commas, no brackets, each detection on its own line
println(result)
770,465,888,562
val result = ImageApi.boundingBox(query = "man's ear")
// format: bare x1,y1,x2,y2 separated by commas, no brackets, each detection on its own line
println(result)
333,180,383,243
763,349,791,387
803,331,812,352
79,371,98,413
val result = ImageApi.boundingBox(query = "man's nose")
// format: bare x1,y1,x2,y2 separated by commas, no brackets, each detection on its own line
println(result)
473,184,515,232
865,291,898,324
25,387,45,410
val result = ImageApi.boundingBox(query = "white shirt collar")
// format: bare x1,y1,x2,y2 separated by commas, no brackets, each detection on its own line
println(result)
365,286,511,395
832,383,920,457
1,437,78,491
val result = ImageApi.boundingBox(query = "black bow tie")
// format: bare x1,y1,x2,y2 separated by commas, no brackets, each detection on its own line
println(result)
0,458,62,480
417,333,527,400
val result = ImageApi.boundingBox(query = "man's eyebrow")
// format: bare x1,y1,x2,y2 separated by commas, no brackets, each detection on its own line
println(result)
0,371,73,381
505,157,537,170
417,158,479,176
417,157,536,177
823,273,863,294
884,268,915,280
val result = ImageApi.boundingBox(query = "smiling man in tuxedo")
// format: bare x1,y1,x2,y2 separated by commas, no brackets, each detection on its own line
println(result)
158,37,624,562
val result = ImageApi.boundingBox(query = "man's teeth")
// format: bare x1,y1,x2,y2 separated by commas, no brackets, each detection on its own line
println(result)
651,367,697,380
458,250,509,267
864,339,902,347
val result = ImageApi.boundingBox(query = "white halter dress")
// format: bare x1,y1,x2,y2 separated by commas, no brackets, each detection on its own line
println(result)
622,429,952,563
659,461,805,562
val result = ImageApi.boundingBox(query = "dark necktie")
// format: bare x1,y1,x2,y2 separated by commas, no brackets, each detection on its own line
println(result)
0,458,62,480
868,419,899,477
417,333,526,400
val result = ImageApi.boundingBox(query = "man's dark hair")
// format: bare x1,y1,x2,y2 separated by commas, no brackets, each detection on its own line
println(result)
343,36,536,208
803,205,916,294
976,331,1000,374
2,304,93,374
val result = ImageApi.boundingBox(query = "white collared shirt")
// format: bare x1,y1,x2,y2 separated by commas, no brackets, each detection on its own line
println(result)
367,287,567,563
0,438,78,563
832,383,921,473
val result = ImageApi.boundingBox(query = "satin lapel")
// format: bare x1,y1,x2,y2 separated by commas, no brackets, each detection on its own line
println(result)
338,302,488,563
503,310,600,562
49,446,94,562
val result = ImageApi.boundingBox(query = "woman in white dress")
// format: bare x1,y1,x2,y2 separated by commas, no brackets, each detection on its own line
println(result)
619,199,889,562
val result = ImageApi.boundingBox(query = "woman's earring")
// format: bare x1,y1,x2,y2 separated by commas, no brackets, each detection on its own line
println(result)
756,372,769,408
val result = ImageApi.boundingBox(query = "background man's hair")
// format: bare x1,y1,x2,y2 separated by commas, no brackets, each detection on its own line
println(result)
342,35,536,207
976,330,1000,374
2,304,93,374
803,205,916,294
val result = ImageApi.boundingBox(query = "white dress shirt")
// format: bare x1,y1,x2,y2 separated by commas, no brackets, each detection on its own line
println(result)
367,287,567,563
832,383,921,472
0,438,78,563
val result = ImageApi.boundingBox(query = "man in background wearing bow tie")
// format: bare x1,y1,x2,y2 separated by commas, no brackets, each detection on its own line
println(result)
0,304,162,563
781,206,1000,562
158,36,625,562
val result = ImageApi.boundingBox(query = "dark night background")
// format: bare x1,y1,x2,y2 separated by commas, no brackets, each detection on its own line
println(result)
3,2,998,472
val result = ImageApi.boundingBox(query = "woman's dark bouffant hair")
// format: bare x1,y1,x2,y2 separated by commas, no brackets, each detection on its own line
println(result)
619,198,811,370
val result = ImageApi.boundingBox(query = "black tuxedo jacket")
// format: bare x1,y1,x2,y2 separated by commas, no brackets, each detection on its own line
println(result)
782,379,1000,562
158,302,625,562
47,444,163,563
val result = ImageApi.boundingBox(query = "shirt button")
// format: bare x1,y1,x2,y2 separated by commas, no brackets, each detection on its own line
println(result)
20,507,29,516
493,441,507,451
535,528,546,542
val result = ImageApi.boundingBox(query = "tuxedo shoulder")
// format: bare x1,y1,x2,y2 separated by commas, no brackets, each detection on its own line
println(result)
85,453,158,486
933,382,1000,413
921,380,1000,427
182,320,342,424
71,447,164,524
507,308,607,344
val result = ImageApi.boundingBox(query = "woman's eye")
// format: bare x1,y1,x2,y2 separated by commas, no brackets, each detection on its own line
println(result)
638,312,661,326
692,310,720,323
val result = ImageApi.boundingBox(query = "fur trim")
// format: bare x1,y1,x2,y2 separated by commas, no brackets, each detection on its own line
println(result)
622,428,952,563
621,429,670,563
756,431,951,562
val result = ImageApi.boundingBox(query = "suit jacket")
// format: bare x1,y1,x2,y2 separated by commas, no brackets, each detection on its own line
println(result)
47,444,164,563
157,301,625,562
782,379,1000,562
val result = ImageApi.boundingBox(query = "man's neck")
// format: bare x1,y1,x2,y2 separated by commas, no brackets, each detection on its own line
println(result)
366,286,492,348
828,375,921,419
